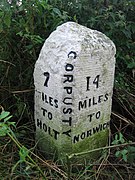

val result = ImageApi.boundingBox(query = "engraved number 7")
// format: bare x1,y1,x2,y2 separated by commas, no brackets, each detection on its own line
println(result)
44,72,50,87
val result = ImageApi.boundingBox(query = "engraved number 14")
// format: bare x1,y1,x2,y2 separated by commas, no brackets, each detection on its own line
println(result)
86,75,100,91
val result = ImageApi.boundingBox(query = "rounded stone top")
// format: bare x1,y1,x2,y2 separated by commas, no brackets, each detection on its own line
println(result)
46,21,116,52
36,21,116,73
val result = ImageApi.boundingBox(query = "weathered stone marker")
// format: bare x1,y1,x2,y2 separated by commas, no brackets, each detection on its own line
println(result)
34,22,116,162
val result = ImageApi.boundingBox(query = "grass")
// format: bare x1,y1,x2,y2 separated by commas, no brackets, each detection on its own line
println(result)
0,113,135,179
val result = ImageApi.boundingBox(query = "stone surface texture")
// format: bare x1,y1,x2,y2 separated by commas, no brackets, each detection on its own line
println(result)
34,22,116,162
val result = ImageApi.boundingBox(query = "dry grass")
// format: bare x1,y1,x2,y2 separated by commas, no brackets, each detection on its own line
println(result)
0,117,135,180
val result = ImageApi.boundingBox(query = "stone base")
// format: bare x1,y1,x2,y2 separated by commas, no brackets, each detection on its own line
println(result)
36,128,109,165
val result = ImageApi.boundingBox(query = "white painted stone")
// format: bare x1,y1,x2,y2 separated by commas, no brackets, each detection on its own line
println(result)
34,22,116,161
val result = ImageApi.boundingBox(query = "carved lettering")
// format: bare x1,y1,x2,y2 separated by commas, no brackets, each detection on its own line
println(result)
78,93,109,111
36,119,60,140
73,122,110,143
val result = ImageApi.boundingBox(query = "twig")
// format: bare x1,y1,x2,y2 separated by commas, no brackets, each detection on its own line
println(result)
89,163,130,166
107,160,124,180
0,60,16,66
11,89,34,94
112,112,135,127
0,86,34,94
31,151,68,179
95,153,109,180
7,132,47,179
68,142,135,159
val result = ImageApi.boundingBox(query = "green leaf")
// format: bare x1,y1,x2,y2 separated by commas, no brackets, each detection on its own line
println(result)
4,115,13,122
121,149,128,162
119,133,125,143
127,62,135,69
16,31,23,37
19,146,29,162
9,121,16,127
122,29,131,39
115,134,118,140
126,146,135,163
0,124,10,136
112,134,119,145
112,139,118,145
53,8,62,17
127,146,135,153
0,10,4,18
4,13,11,27
0,111,10,120
123,154,127,162
115,150,121,158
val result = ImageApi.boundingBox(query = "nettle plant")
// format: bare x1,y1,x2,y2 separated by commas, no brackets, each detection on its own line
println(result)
0,110,46,179
112,133,135,163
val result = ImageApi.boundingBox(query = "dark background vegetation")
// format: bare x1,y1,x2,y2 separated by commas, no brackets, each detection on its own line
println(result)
0,0,135,179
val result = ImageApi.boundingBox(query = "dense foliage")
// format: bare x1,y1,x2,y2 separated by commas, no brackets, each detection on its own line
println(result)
0,0,134,114
0,0,70,119
0,0,135,178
